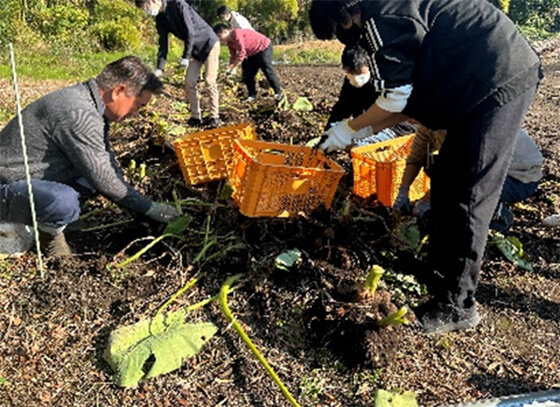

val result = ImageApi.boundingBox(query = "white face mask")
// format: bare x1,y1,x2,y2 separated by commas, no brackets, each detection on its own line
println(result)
145,6,159,17
347,71,371,88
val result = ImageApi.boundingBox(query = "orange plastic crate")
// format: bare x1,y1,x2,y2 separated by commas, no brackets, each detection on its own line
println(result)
230,140,345,217
172,123,257,185
351,134,430,206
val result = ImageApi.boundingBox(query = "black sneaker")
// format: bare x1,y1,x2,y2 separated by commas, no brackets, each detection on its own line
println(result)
206,118,222,129
187,117,203,128
490,201,514,234
416,300,481,334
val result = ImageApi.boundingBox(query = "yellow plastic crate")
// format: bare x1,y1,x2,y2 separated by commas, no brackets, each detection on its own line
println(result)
351,135,430,206
230,140,345,217
172,123,256,185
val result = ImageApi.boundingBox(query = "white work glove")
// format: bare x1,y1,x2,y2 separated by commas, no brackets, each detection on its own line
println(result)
352,125,373,141
393,187,411,213
226,67,237,76
316,121,356,153
146,202,180,224
413,199,430,218
154,69,163,78
179,58,189,68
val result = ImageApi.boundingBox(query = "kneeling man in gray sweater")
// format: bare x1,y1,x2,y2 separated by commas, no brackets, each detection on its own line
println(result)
0,56,179,256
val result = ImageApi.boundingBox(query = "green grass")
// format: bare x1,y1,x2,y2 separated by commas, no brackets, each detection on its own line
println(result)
0,37,341,82
0,38,184,81
274,47,340,65
518,25,559,41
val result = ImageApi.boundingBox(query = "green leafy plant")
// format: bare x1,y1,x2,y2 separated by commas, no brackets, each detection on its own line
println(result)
364,265,384,296
378,306,409,327
219,275,301,407
299,370,325,400
110,214,191,269
104,271,220,387
275,249,302,271
91,18,141,50
488,231,533,271
394,218,421,251
104,309,217,387
292,97,313,111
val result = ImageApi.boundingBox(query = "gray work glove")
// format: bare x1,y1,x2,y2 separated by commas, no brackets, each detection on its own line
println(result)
146,202,180,224
413,199,430,218
154,69,163,78
393,187,411,212
179,58,189,69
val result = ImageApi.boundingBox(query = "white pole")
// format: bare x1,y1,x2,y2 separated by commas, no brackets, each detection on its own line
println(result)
8,43,45,278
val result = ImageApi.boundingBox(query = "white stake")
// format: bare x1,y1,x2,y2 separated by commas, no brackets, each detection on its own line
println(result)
8,43,44,277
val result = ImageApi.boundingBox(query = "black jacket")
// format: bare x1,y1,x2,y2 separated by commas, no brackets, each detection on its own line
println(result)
357,0,541,129
327,77,379,129
156,0,218,70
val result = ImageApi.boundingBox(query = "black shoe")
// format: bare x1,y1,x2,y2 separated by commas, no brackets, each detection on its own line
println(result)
490,202,514,234
206,118,222,129
187,117,203,128
415,299,480,334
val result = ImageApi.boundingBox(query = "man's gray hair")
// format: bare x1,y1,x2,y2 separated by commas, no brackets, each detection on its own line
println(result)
95,56,163,96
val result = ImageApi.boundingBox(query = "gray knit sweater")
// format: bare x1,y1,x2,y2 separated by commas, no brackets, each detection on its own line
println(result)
0,79,152,214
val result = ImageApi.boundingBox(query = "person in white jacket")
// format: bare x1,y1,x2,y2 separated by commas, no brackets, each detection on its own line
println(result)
217,6,254,30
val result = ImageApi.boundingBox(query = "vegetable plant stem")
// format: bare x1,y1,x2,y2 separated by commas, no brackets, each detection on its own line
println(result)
219,275,301,407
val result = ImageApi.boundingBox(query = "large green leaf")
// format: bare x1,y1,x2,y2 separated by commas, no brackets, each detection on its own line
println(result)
489,231,533,271
375,390,418,407
104,310,217,387
395,219,420,251
275,249,302,271
164,214,192,235
292,97,313,111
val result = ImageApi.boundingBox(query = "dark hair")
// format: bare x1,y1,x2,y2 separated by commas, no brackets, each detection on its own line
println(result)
341,45,369,73
134,0,149,7
309,0,363,40
217,5,230,17
213,24,230,36
95,56,163,96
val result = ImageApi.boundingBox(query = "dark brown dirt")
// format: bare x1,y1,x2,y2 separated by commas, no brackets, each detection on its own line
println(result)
0,42,559,407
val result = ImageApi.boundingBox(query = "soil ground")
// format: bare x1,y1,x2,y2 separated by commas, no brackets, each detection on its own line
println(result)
0,41,559,407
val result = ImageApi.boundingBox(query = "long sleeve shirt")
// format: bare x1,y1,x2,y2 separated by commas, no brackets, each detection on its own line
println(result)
408,126,543,183
155,0,218,70
226,29,270,66
0,79,152,214
357,0,541,129
230,11,254,30
327,77,379,128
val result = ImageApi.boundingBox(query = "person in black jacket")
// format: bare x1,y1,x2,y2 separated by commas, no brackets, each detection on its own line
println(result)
327,45,378,127
310,0,541,334
327,45,416,143
136,0,221,128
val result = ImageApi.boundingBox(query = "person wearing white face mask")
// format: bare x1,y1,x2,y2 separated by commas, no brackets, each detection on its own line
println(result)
135,0,222,128
324,45,416,148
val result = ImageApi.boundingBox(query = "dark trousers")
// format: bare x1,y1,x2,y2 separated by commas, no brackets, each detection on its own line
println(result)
427,86,536,309
242,43,282,97
0,180,80,229
501,176,538,203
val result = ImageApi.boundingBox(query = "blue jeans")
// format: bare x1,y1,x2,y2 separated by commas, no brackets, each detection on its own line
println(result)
0,180,80,229
500,176,538,203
